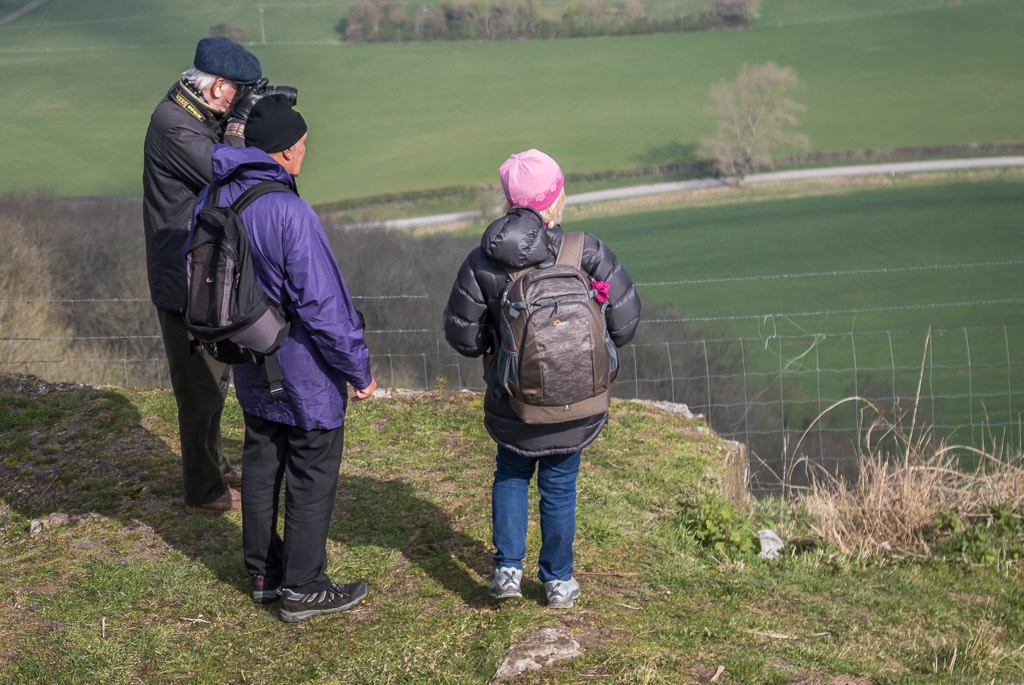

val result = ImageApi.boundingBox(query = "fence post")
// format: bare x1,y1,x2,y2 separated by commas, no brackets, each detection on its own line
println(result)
632,345,639,399
887,331,896,409
778,338,787,481
815,343,824,468
740,337,750,449
964,328,974,445
665,342,676,403
851,333,860,438
435,330,442,389
928,334,937,431
702,340,711,423
1006,325,1015,448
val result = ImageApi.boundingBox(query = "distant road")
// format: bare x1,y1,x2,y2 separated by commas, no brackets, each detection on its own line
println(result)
363,156,1024,231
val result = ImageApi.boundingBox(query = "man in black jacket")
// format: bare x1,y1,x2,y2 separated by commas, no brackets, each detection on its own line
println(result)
142,37,262,514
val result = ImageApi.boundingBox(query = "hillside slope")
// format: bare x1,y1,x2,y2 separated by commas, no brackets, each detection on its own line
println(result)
1,374,1022,683
1,0,1021,202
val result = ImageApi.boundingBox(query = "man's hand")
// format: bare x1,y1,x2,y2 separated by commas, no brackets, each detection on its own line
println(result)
223,78,268,143
230,79,266,121
353,378,377,401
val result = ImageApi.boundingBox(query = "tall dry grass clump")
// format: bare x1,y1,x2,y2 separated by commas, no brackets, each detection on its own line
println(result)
788,332,1024,557
0,205,92,373
0,193,155,384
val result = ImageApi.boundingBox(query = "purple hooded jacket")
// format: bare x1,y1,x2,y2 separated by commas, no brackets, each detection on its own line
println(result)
192,144,372,431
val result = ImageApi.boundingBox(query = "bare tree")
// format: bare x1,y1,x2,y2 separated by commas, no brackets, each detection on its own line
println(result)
700,62,810,181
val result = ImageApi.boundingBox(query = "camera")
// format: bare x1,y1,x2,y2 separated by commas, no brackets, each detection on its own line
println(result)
224,78,300,141
260,84,298,104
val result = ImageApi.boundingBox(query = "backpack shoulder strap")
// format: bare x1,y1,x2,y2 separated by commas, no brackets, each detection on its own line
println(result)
555,232,585,269
504,231,585,285
201,182,223,210
229,180,295,213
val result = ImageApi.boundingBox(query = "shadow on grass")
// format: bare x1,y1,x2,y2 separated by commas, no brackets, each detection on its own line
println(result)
0,375,491,609
335,475,494,608
0,375,241,580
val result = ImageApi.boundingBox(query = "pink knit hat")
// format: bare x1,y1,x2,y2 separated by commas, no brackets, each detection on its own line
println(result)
499,149,564,212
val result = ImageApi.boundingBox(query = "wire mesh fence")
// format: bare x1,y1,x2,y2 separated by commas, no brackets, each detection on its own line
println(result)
2,295,1021,492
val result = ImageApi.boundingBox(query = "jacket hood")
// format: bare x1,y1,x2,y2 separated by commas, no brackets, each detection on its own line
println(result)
211,144,297,190
480,207,558,270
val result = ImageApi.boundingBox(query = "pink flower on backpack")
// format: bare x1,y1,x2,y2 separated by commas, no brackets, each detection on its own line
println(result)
591,279,610,303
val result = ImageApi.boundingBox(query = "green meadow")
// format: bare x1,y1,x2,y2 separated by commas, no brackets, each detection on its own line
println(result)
573,174,1024,450
0,0,1021,204
580,178,1023,338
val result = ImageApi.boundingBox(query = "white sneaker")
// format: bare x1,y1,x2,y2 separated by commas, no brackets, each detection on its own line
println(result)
544,578,580,608
489,566,523,599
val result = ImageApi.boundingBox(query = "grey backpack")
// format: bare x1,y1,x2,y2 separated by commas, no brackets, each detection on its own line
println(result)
494,232,619,424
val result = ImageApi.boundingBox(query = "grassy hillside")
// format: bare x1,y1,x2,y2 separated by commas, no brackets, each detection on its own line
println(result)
0,0,1020,203
1,375,1023,683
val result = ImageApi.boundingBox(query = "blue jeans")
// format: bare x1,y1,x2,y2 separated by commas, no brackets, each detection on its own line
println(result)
492,446,582,582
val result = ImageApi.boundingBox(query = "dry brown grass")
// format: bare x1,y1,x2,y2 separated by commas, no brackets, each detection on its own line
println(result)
0,213,87,371
787,331,1024,557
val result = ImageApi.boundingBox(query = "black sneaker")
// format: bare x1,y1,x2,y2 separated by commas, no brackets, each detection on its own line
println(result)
251,575,281,604
278,580,368,623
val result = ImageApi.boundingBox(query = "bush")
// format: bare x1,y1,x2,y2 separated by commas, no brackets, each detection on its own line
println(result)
678,492,759,557
210,23,247,42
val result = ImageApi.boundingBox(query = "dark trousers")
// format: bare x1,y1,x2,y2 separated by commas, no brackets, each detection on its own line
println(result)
156,308,232,506
241,412,345,594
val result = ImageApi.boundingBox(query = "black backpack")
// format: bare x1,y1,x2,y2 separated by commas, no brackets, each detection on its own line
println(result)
184,180,293,398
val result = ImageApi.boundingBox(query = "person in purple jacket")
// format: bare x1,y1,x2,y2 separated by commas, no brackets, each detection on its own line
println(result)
194,94,377,622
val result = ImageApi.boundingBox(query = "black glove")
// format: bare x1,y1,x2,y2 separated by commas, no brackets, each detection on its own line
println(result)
224,78,268,145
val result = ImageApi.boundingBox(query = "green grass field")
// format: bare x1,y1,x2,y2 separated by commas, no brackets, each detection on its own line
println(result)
0,0,1021,204
573,173,1024,453
581,178,1022,336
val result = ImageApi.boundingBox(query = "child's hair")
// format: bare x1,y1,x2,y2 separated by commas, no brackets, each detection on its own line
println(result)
539,188,565,228
503,187,566,228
